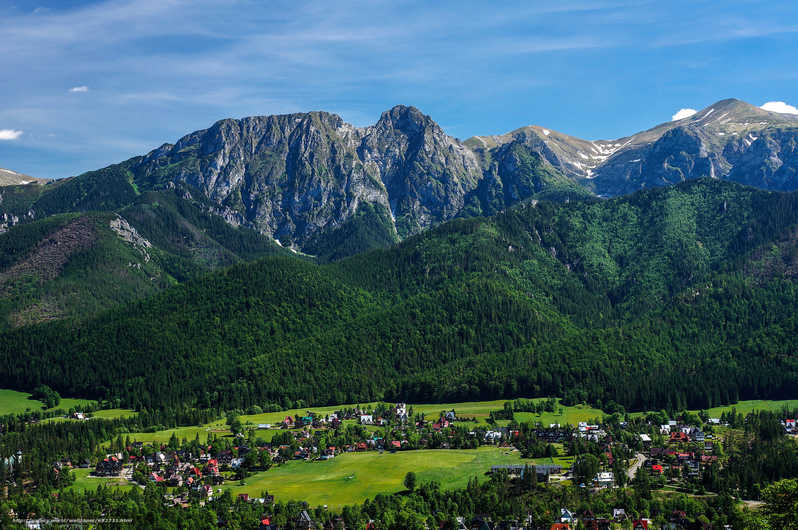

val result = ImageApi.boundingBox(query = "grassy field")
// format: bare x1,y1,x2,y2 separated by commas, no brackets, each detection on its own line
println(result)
92,408,137,420
113,425,228,445
0,389,45,415
0,389,96,416
223,447,532,508
701,399,798,417
66,468,136,493
513,403,605,427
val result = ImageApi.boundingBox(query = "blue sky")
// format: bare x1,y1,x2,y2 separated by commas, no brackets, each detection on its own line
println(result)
1,0,797,178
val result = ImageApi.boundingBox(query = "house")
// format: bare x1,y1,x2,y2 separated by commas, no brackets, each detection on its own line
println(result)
95,457,123,477
296,510,314,529
359,414,373,425
651,464,664,475
612,508,627,521
560,508,575,524
632,520,650,530
594,471,614,488
669,431,689,443
550,525,571,530
484,431,502,443
432,418,450,431
391,440,401,450
639,433,652,445
691,429,705,442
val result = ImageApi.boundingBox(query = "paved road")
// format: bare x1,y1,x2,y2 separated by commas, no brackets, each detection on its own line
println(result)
627,452,646,479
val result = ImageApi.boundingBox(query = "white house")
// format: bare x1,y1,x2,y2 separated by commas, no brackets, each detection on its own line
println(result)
359,414,373,425
484,431,502,442
595,471,614,488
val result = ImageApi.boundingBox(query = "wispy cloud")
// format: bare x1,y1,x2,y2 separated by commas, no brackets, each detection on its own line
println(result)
0,130,23,140
1,0,798,177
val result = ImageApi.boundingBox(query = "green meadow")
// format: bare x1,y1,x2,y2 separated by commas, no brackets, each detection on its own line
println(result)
223,447,536,508
0,388,96,416
66,468,136,493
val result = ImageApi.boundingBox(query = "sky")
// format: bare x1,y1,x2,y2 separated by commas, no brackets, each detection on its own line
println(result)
1,0,798,179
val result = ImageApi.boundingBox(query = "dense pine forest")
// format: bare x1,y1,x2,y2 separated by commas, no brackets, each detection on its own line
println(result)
1,178,797,412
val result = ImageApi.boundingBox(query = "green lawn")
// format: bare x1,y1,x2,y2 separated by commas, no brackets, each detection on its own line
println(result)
66,468,136,493
223,446,529,508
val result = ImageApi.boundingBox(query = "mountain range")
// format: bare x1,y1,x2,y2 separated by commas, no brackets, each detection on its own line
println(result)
4,99,797,256
1,99,798,411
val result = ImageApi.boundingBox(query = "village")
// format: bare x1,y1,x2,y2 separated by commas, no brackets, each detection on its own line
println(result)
39,401,795,529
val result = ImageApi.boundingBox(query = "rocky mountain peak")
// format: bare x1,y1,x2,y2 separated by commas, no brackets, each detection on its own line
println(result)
112,98,798,255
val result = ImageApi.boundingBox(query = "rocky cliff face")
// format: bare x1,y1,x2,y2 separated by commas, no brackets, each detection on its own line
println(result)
123,99,798,253
128,105,548,249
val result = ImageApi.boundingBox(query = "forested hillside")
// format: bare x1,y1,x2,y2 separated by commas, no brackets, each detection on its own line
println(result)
0,184,291,329
1,179,797,411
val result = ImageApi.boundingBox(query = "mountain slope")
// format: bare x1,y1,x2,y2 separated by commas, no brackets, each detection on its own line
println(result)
0,167,42,187
0,187,292,329
2,179,798,411
472,99,798,196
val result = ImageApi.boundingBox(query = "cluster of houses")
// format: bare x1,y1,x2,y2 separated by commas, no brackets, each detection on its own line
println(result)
278,404,412,431
640,421,719,480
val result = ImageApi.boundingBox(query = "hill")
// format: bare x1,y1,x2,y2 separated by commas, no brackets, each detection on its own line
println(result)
1,179,797,411
0,185,292,329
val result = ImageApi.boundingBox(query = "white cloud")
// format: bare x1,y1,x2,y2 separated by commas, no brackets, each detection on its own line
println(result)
0,129,23,140
69,85,89,93
672,108,697,121
761,101,798,115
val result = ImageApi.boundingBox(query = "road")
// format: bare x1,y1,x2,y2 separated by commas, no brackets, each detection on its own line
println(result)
627,452,646,479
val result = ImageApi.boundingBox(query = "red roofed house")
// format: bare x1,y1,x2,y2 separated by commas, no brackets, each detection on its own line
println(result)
669,431,689,443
